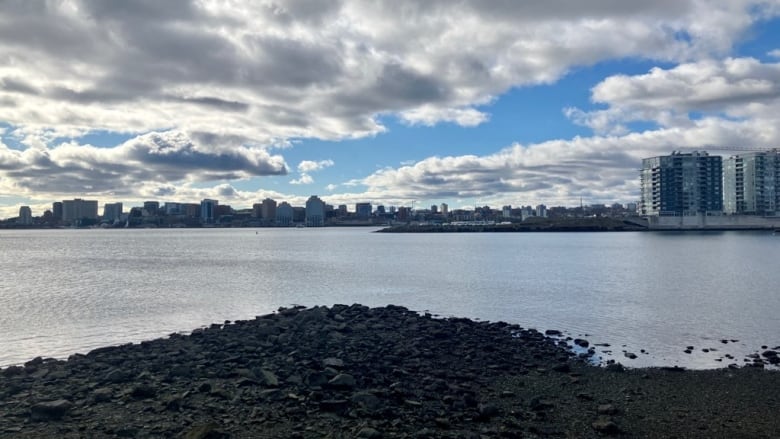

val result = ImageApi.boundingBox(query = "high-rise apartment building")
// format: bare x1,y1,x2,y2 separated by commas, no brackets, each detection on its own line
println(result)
200,199,218,224
62,199,99,223
640,151,723,216
355,202,372,218
723,150,780,216
261,198,277,221
18,206,32,225
305,196,325,227
102,202,123,222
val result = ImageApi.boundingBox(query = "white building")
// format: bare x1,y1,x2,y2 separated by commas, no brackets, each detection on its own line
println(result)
724,150,780,216
535,204,547,218
62,199,98,223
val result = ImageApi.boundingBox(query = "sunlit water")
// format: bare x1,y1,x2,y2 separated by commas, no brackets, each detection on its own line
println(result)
1,227,779,369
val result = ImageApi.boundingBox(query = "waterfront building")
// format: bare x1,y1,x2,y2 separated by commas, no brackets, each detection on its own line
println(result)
276,202,293,226
306,195,326,227
723,150,780,216
355,202,372,218
143,201,160,215
18,206,32,225
640,151,723,216
52,202,63,220
439,203,448,216
502,205,512,218
62,199,99,223
200,199,218,224
102,202,123,222
261,198,277,222
336,204,348,217
164,202,184,215
536,204,547,218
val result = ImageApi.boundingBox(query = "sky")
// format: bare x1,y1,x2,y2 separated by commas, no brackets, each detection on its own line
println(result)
2,1,780,218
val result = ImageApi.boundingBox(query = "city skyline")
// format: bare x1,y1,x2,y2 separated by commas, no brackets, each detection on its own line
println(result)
2,2,780,219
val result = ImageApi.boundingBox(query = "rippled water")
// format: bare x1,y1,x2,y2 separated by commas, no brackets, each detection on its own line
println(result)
1,228,779,368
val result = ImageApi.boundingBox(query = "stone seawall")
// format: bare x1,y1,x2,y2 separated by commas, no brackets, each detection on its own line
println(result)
1,304,779,438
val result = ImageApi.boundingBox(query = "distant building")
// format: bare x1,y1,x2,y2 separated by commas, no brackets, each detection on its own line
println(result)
306,196,326,226
62,199,98,223
18,206,32,225
143,201,160,215
52,202,63,220
261,198,277,221
724,150,780,215
502,205,512,218
535,204,547,218
439,203,448,216
521,206,534,221
102,202,123,222
200,199,218,224
430,204,438,214
640,151,723,216
276,202,293,226
164,202,185,215
376,205,386,215
625,202,638,213
355,202,372,218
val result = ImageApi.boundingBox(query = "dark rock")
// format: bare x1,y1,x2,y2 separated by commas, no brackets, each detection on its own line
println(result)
605,363,625,373
92,387,113,403
624,352,638,360
356,427,382,438
351,391,382,412
545,329,562,336
552,363,571,373
592,416,620,435
477,403,501,419
183,423,230,439
319,399,349,413
598,404,618,415
574,338,589,348
328,373,356,389
30,399,73,421
256,369,279,387
529,396,554,411
2,365,24,377
130,384,157,399
322,357,344,368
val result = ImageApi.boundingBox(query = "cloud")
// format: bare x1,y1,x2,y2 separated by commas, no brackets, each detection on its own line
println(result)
0,0,774,145
0,131,288,197
565,56,780,136
291,159,334,185
297,159,335,173
340,115,780,206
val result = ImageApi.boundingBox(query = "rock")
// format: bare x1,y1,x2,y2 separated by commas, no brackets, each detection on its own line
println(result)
184,423,229,439
545,329,562,336
351,391,382,412
92,387,114,403
529,396,554,411
552,363,571,373
592,416,620,435
356,427,382,438
130,384,157,399
322,357,344,368
477,403,501,419
328,373,356,389
574,338,589,347
319,399,349,413
1,365,24,377
255,368,279,387
30,399,73,421
605,363,625,373
624,352,638,359
598,404,617,415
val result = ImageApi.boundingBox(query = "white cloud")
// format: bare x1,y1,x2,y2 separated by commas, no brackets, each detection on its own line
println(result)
289,174,314,185
297,159,335,173
770,49,780,59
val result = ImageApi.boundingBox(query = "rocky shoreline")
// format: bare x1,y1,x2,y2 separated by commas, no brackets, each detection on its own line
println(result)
1,304,779,438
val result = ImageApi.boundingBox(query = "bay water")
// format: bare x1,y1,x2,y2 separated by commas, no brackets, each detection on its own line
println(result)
1,227,779,369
